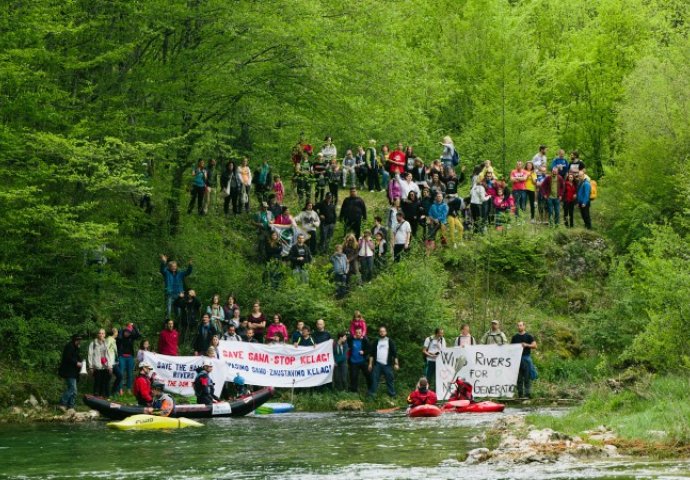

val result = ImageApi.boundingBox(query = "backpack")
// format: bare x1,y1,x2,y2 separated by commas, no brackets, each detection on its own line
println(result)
451,148,460,166
589,179,598,200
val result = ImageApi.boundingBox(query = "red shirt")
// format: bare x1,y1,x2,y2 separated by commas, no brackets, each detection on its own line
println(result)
158,329,179,356
388,150,406,174
564,181,577,202
407,389,438,407
133,374,153,405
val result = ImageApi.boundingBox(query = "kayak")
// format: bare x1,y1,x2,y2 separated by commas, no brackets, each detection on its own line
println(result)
84,387,274,420
407,404,442,418
444,400,505,414
255,402,295,415
107,414,203,430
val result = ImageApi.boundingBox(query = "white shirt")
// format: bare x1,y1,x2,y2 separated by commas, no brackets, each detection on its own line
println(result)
470,184,490,205
321,144,337,161
376,337,390,365
400,180,420,201
358,239,374,257
532,153,547,171
423,336,446,362
393,221,411,245
455,334,473,347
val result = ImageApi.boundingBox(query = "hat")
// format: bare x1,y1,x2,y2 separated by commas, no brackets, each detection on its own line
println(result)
203,359,214,367
491,320,499,325
151,381,165,390
139,361,153,370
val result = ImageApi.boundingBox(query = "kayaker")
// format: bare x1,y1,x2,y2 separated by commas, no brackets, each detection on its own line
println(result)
132,361,154,406
194,359,218,405
150,381,175,417
450,377,474,402
407,377,437,407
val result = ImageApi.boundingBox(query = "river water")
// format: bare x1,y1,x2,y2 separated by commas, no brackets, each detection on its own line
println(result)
0,408,688,479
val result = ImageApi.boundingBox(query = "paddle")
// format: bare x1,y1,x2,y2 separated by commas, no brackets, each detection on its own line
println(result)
376,406,401,413
446,400,470,408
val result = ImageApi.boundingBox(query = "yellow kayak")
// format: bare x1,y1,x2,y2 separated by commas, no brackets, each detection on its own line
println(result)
107,414,203,430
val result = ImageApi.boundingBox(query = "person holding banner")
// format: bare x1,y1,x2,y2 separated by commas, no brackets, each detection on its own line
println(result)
481,320,508,345
347,327,371,392
454,324,476,347
193,359,218,405
367,326,399,399
266,314,289,344
422,328,446,388
511,321,537,399
295,325,316,347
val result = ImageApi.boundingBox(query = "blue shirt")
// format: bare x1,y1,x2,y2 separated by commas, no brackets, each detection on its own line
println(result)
551,157,569,176
350,339,364,364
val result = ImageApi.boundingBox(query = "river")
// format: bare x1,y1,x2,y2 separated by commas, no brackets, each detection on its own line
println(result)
0,408,688,479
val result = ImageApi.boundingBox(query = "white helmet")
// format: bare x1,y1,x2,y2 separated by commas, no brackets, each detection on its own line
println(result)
139,361,153,370
202,359,214,367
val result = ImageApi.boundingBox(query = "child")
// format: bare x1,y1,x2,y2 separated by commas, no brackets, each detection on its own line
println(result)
136,339,150,364
273,175,284,204
374,232,388,272
333,332,349,391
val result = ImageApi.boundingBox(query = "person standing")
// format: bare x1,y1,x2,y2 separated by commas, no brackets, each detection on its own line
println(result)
480,320,508,345
422,328,446,388
116,323,141,394
238,157,252,213
193,359,218,405
342,150,357,188
58,334,83,411
511,321,537,399
266,314,289,343
347,327,371,392
106,328,122,396
187,160,207,215
532,145,548,171
222,324,243,342
392,212,411,262
253,159,272,204
203,158,217,214
577,169,593,230
367,326,399,398
563,173,578,228
221,160,243,215
388,142,406,179
313,319,332,344
294,201,320,255
331,244,349,298
88,329,114,397
194,314,219,355
509,161,528,216
159,255,193,320
539,167,565,227
358,231,375,282
158,319,179,356
340,187,367,239
551,149,569,177
365,140,380,192
333,332,349,391
288,233,312,283
454,324,476,347
440,136,456,170
316,192,337,253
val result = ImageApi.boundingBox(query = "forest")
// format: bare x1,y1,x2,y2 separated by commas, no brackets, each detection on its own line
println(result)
1,0,690,415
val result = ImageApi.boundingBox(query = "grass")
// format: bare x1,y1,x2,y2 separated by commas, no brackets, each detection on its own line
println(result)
527,375,690,453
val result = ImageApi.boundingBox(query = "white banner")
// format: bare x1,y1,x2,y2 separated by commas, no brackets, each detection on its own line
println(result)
218,339,334,388
435,344,523,401
143,352,229,397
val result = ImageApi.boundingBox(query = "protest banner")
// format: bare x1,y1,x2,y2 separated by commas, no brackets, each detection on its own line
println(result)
218,339,334,388
143,352,229,397
270,223,309,257
435,344,523,400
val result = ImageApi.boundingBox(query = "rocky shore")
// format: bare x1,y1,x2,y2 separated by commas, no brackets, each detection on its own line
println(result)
1,395,100,423
465,415,619,465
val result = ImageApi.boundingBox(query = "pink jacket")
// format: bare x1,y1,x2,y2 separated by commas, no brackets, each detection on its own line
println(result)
388,178,402,203
266,323,289,342
349,318,367,337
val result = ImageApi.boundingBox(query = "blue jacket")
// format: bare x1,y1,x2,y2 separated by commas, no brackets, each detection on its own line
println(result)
577,178,591,205
428,201,449,224
160,261,192,295
550,157,569,176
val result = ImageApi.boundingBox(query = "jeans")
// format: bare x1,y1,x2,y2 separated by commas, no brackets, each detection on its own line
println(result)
424,360,437,388
579,203,592,229
342,167,356,188
359,256,373,282
517,356,534,398
381,170,389,190
512,190,527,215
165,293,177,320
111,362,123,394
320,223,335,252
334,273,348,299
349,362,371,392
547,198,560,226
333,363,348,391
368,363,396,397
119,355,135,390
60,377,78,409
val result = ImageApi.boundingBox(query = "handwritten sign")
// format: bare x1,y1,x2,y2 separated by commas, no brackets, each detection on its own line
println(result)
218,340,334,388
142,352,229,397
435,345,523,400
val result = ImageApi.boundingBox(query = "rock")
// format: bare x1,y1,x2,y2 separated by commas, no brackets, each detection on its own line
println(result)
647,430,667,439
24,395,40,409
336,400,364,411
10,407,22,415
464,448,491,465
527,428,556,444
603,445,618,457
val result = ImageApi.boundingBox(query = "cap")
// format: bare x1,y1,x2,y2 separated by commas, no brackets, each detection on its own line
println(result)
139,361,153,369
203,359,214,367
151,381,165,390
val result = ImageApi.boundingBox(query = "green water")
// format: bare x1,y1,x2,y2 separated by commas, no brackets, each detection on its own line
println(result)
0,409,689,479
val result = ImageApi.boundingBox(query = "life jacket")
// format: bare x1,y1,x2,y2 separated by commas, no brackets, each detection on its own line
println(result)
453,379,473,402
193,370,215,402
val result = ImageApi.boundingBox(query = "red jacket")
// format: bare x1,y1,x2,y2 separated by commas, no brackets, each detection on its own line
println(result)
563,181,577,203
407,389,438,407
451,379,473,402
133,374,153,405
158,329,179,356
539,174,565,200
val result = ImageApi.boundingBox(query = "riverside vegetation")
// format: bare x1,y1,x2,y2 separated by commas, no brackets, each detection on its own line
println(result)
1,0,690,454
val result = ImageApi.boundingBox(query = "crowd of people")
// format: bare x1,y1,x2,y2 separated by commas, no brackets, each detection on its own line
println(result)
58,263,538,411
185,136,596,293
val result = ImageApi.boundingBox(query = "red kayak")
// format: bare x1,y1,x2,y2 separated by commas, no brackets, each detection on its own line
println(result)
407,404,442,417
443,400,505,413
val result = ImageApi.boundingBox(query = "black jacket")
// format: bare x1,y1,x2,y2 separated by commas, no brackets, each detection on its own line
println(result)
288,243,312,268
313,330,332,344
340,196,367,222
315,200,337,225
116,327,141,357
194,323,219,354
58,341,82,379
369,337,398,366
